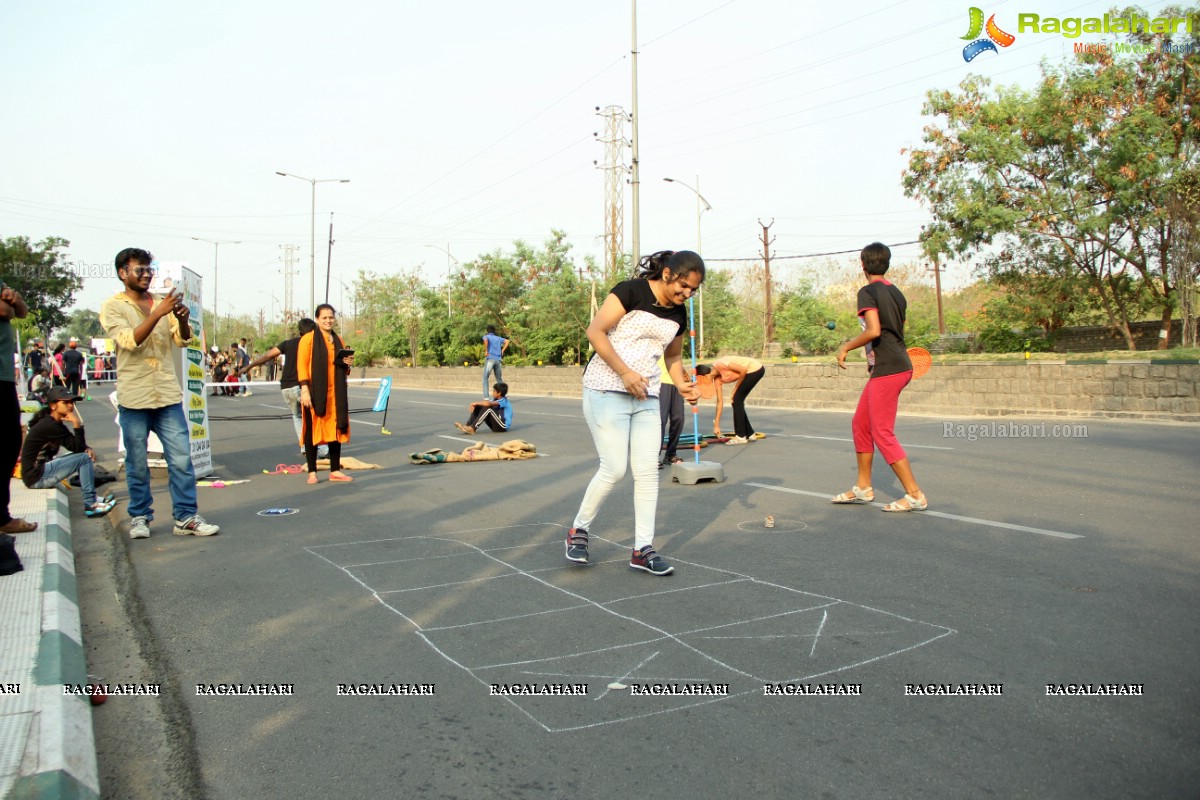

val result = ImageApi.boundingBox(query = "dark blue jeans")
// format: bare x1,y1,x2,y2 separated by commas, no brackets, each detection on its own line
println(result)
118,403,198,522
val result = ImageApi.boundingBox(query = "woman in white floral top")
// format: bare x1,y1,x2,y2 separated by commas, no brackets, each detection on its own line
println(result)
564,250,705,577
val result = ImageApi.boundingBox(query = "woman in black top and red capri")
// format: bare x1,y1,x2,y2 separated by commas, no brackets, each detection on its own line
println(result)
832,242,928,512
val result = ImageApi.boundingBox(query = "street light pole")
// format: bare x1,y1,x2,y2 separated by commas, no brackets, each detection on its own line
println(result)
662,176,712,352
425,243,458,317
276,172,350,313
191,237,240,347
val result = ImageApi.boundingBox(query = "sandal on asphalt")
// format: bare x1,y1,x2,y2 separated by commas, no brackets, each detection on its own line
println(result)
831,486,874,504
881,493,928,513
84,501,115,518
306,473,319,485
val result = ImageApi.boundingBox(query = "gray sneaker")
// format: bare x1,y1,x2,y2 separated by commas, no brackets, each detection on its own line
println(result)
173,515,220,537
129,516,151,539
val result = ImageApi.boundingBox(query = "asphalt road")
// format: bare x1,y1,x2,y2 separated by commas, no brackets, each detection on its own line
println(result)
74,382,1200,800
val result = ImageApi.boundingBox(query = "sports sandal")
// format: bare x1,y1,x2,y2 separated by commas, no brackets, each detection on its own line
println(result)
881,493,928,512
84,501,115,518
831,486,874,504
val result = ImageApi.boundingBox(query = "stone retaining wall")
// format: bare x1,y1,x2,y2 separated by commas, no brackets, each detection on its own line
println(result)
360,362,1200,422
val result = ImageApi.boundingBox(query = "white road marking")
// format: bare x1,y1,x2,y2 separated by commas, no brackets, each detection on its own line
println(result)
745,482,1084,540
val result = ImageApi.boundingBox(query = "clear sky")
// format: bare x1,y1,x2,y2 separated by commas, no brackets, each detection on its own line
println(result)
0,0,1186,322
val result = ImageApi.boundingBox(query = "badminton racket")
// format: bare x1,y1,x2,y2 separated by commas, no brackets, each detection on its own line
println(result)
907,347,932,379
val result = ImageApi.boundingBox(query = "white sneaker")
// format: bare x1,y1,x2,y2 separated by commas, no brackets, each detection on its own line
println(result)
726,435,749,445
129,516,151,539
173,515,220,536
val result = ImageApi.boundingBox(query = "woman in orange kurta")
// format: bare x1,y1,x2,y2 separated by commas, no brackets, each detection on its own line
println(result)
298,303,354,483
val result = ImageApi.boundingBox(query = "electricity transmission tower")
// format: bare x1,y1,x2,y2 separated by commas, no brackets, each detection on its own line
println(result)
595,105,630,284
280,244,299,325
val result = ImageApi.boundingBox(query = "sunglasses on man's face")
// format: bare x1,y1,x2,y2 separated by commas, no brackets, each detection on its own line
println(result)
124,266,157,277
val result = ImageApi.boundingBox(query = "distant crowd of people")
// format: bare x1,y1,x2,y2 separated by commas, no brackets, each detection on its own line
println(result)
19,338,116,404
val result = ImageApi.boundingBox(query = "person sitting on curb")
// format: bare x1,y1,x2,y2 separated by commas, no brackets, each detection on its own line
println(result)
28,368,52,404
455,382,512,434
20,386,115,517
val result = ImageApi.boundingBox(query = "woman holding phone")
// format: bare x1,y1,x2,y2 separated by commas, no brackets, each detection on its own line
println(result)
298,303,354,484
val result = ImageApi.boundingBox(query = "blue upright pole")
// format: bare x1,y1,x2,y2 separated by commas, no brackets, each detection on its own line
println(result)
687,296,700,464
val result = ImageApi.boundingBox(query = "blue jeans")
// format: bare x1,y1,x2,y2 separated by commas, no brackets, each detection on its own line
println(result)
31,452,97,505
482,358,504,398
282,387,327,457
118,404,198,522
573,389,661,550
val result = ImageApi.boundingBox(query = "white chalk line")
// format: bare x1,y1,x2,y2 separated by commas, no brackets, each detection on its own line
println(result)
591,651,661,701
308,543,565,730
308,523,957,731
809,609,829,658
744,483,1085,540
341,540,547,569
308,522,557,550
700,629,898,641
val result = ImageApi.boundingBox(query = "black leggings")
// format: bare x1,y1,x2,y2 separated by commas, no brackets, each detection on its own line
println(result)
731,367,766,438
303,406,342,473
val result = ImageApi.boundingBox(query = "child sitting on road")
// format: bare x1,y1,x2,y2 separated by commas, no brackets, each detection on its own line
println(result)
455,382,512,434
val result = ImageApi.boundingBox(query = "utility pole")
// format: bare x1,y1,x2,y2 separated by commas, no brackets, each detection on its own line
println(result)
629,0,641,265
930,255,946,334
324,213,335,304
759,219,776,352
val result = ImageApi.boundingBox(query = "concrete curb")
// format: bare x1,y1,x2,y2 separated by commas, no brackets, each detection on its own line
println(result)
2,488,100,800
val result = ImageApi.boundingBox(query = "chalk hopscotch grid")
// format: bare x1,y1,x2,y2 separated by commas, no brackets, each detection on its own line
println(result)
307,523,956,731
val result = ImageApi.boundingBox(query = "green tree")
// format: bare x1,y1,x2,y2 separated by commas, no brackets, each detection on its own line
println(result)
903,6,1200,349
696,270,759,357
62,308,105,343
773,282,842,354
355,270,427,365
0,235,80,341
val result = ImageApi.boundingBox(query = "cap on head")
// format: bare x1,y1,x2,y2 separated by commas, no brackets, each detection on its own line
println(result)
46,386,82,404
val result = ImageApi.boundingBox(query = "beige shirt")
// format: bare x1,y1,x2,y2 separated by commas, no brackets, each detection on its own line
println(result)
99,292,187,409
714,355,763,383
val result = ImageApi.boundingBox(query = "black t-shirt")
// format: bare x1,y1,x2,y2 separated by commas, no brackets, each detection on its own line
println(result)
582,278,687,397
25,350,44,372
62,348,86,377
856,280,911,379
277,337,302,389
20,415,88,486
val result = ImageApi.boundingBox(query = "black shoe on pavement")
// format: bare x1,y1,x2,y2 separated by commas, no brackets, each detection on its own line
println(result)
565,527,590,564
630,546,674,576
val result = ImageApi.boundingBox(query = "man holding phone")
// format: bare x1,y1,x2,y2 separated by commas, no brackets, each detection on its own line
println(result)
100,249,220,539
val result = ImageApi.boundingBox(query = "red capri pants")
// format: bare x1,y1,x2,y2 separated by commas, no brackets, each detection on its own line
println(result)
852,370,912,465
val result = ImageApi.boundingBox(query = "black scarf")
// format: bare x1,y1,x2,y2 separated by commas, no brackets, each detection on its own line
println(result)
310,329,350,433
